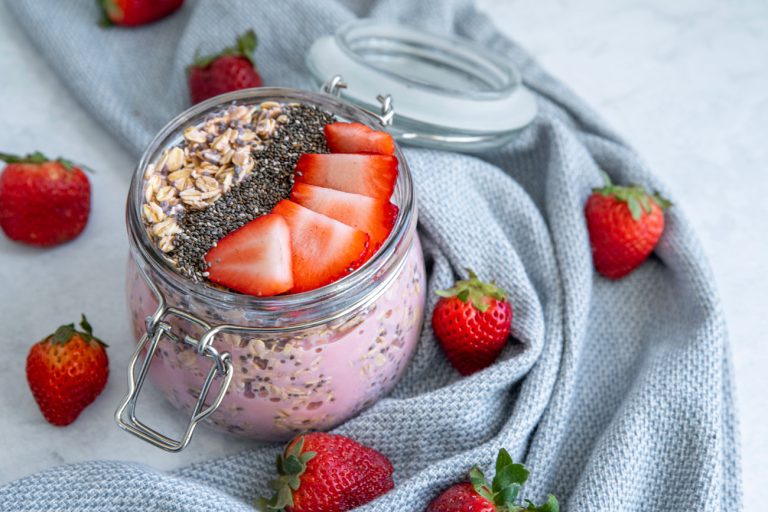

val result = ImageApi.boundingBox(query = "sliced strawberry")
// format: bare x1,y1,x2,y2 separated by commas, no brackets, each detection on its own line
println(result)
324,122,396,155
271,200,369,293
294,154,398,201
290,183,398,254
204,213,293,296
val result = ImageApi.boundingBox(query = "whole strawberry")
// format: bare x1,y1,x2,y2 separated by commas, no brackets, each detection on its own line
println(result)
259,433,394,512
432,270,512,376
585,173,671,279
426,449,559,512
0,151,90,247
188,30,263,104
26,315,109,426
99,0,184,26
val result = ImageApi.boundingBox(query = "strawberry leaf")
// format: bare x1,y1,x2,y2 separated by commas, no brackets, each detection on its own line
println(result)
627,195,642,220
191,29,258,70
0,151,49,164
98,0,121,26
435,269,508,313
282,455,302,475
49,315,107,346
0,151,82,173
80,314,93,336
491,448,529,508
638,194,651,213
600,170,612,187
592,172,672,220
52,324,75,344
492,462,529,493
287,475,300,491
652,193,673,210
58,159,75,171
496,448,514,474
237,29,258,59
469,466,494,502
525,495,560,512
259,435,316,511
496,482,522,506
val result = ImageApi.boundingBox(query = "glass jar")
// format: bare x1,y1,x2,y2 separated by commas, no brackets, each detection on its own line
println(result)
117,85,425,451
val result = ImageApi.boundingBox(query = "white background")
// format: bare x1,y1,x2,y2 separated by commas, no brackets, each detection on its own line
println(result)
0,0,764,508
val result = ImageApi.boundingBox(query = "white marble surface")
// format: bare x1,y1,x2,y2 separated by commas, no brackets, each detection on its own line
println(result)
0,0,764,508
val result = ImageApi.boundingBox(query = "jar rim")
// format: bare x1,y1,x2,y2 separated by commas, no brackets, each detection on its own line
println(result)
127,87,417,324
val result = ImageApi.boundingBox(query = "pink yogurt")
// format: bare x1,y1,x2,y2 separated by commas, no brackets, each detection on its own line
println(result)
126,237,425,441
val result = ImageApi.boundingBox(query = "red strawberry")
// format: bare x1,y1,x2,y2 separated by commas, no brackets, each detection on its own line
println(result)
188,30,263,104
204,213,293,296
99,0,183,26
26,315,109,426
324,122,396,155
585,173,671,279
294,154,398,201
271,200,369,293
432,270,512,376
0,151,90,247
259,433,394,512
427,483,495,512
290,183,398,255
426,449,559,512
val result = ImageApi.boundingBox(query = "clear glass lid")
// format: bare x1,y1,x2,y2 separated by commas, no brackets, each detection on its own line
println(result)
306,20,538,151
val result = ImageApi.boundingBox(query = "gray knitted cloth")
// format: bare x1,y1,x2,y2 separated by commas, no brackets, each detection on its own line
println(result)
3,0,741,510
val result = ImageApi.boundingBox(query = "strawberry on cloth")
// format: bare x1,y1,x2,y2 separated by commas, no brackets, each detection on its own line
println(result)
188,30,263,104
432,270,513,375
259,433,394,512
585,173,671,279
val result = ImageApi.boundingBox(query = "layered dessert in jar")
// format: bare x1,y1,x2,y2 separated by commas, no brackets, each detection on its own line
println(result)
126,91,425,441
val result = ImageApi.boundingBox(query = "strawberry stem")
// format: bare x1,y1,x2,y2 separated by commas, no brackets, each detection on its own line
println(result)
0,151,77,171
435,269,507,313
259,435,317,511
593,171,672,221
192,29,258,70
467,449,559,512
97,0,119,26
49,314,107,347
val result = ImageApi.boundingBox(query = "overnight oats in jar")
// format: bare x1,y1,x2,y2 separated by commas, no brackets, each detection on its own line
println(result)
119,86,425,450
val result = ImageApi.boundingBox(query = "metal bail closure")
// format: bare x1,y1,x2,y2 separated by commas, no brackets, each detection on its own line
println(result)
321,75,394,127
115,292,234,451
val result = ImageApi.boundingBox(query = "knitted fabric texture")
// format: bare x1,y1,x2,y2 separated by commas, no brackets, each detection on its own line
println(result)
2,0,741,510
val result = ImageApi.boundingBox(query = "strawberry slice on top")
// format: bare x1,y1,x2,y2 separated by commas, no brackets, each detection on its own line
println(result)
324,122,396,155
204,213,293,296
294,153,398,201
290,183,398,254
271,200,369,293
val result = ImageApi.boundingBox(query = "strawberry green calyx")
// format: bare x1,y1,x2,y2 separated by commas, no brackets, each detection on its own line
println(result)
523,495,560,512
470,449,559,512
50,315,108,347
259,435,317,511
594,171,672,221
0,151,75,171
98,0,120,26
435,269,507,313
192,29,258,69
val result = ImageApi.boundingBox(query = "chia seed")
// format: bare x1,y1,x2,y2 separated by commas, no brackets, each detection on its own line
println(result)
171,104,334,280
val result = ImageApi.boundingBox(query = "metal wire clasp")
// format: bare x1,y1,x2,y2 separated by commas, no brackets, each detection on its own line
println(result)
321,75,395,127
114,263,234,452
